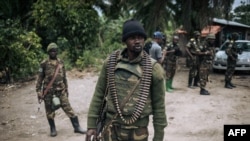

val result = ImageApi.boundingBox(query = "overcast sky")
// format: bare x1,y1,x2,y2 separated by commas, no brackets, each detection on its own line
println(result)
233,0,241,10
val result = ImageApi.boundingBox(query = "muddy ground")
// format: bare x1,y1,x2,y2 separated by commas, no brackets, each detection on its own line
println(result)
0,58,249,141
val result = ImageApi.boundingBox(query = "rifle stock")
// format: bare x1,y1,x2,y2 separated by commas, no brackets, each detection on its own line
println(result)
96,100,106,137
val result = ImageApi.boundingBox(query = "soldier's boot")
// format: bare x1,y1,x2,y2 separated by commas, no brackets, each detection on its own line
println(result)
70,116,86,134
166,80,173,92
169,79,174,90
229,81,236,88
225,81,233,89
193,76,199,87
188,77,194,88
200,88,210,95
48,119,57,137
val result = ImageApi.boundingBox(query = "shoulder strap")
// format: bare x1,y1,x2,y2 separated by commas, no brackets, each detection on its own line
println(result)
42,62,61,97
120,78,141,110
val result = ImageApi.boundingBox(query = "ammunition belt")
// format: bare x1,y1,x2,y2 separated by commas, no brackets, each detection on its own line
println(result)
107,50,152,124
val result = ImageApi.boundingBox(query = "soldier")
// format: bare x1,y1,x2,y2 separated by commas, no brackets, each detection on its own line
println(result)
225,32,240,89
85,19,167,141
36,43,86,137
163,35,182,92
199,33,216,95
185,31,202,88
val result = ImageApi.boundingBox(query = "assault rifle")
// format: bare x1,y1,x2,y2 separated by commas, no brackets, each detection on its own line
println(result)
96,86,109,141
96,101,106,138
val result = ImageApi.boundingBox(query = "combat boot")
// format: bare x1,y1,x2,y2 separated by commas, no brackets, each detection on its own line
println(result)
200,88,210,95
229,81,236,88
166,80,173,92
193,76,199,87
169,79,174,89
188,77,194,88
48,119,57,137
70,116,86,134
225,81,233,89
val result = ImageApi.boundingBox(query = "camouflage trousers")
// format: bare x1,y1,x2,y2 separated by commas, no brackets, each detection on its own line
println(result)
164,60,177,80
187,56,199,78
225,59,236,81
44,89,76,119
102,123,148,141
188,63,199,79
199,63,211,89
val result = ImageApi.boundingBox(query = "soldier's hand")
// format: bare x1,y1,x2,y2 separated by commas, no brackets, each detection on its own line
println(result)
162,50,167,56
63,88,69,97
86,129,97,141
37,92,43,101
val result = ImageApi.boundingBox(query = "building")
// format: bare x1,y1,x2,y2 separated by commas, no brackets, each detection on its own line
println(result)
201,18,250,47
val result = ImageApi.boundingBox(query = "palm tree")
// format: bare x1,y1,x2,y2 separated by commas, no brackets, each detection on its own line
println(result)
94,0,235,35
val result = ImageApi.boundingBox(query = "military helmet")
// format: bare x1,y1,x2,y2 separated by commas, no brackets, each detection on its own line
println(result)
153,31,163,39
47,42,58,52
206,33,215,40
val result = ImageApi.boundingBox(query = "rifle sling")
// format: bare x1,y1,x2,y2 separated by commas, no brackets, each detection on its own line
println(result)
42,62,60,97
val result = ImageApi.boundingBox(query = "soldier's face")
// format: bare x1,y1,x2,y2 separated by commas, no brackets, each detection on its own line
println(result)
48,49,57,59
125,34,145,54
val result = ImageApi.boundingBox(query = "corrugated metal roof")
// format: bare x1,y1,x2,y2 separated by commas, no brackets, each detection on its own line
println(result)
201,25,222,37
213,18,250,28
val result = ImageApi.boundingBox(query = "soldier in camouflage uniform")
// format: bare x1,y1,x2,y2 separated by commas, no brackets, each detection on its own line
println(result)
198,33,216,95
163,35,182,92
185,31,202,88
86,19,167,141
225,32,240,89
36,43,86,137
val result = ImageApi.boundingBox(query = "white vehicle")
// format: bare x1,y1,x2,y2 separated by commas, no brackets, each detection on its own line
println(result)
213,40,250,72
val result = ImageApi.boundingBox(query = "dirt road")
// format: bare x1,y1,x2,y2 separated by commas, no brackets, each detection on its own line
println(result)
0,59,249,141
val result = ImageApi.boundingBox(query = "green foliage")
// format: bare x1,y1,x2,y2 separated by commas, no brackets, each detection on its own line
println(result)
0,0,35,20
233,4,250,26
31,0,100,64
58,50,73,71
0,19,44,80
76,50,95,69
1,0,238,82
95,0,235,35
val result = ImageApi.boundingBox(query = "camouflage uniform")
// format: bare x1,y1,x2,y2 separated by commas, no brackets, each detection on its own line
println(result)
225,40,238,88
36,42,85,137
186,37,201,87
163,39,181,92
36,58,75,119
199,39,215,94
87,48,167,141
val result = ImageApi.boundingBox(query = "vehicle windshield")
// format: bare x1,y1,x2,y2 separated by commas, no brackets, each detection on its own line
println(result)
220,41,250,52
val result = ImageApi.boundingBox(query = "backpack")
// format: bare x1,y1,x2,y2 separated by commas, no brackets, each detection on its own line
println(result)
144,41,152,54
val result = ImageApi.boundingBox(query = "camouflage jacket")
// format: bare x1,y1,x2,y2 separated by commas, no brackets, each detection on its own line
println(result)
87,48,167,140
165,43,180,62
36,58,68,93
186,38,201,55
226,41,238,60
199,41,215,64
